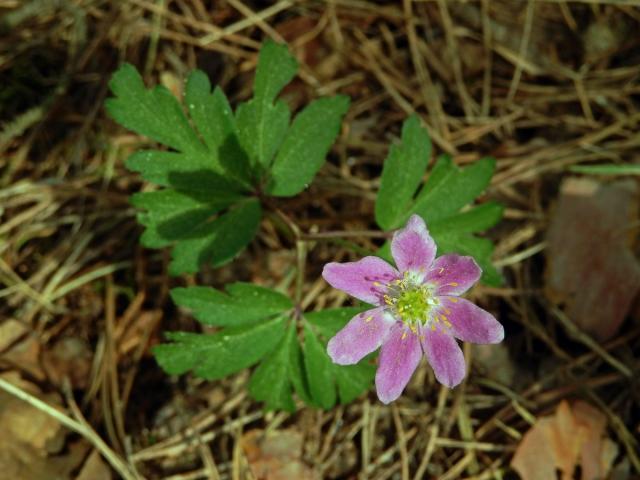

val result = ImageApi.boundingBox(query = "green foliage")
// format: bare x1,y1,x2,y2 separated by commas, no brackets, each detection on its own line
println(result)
249,324,298,412
155,283,373,411
303,309,375,407
108,41,349,275
267,96,350,196
171,282,293,326
236,41,297,170
375,114,431,230
374,117,503,285
154,314,287,379
155,284,294,380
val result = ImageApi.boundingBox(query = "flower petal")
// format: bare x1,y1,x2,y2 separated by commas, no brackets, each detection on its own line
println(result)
322,257,400,305
424,255,481,296
420,326,466,388
391,214,436,275
437,297,504,344
375,323,423,404
327,307,395,365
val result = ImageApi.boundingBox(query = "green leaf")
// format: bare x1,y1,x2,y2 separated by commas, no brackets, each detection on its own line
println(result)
253,41,299,104
436,233,502,286
301,313,376,408
107,63,261,274
184,71,234,154
168,197,262,275
412,155,496,223
375,114,431,229
412,156,501,284
334,361,376,404
287,328,313,406
374,145,502,285
154,314,286,379
184,72,251,184
249,323,297,412
171,282,292,327
126,151,209,187
267,96,350,197
131,188,243,248
303,323,337,409
106,64,204,155
236,41,298,170
429,202,504,234
305,307,366,339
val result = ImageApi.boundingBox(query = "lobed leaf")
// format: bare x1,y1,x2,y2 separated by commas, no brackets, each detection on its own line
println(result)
236,40,298,170
267,96,350,197
375,114,431,230
107,63,261,274
154,314,287,379
106,64,204,155
301,310,375,409
303,323,338,409
305,307,366,339
168,197,262,275
372,117,502,285
171,282,292,327
131,188,243,248
249,324,298,412
184,71,252,184
412,155,496,223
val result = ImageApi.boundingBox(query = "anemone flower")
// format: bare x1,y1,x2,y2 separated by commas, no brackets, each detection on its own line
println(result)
322,214,504,404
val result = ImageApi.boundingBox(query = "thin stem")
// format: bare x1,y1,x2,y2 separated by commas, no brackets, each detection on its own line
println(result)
0,377,140,480
269,207,389,311
294,239,306,309
300,230,392,241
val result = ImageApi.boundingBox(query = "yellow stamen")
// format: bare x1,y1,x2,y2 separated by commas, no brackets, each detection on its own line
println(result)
438,267,444,274
401,331,408,340
447,282,459,287
365,316,373,323
373,281,382,287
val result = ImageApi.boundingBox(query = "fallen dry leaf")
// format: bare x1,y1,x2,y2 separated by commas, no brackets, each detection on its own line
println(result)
2,335,44,381
0,372,65,453
76,449,112,480
0,319,28,352
546,177,640,341
241,429,318,480
42,336,93,389
0,372,88,479
511,400,618,480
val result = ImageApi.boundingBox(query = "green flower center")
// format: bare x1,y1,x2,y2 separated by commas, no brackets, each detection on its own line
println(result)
383,273,439,332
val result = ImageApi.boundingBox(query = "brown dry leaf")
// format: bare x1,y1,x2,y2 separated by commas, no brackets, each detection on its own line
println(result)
42,336,93,389
76,449,112,480
241,429,318,480
0,373,88,479
546,177,640,341
472,343,515,386
2,335,44,380
0,318,28,351
511,400,618,480
0,372,65,453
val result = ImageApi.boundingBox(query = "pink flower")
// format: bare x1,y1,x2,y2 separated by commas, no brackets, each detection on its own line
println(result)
322,215,504,404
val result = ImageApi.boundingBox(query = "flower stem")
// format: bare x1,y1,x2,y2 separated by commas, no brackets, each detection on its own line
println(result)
300,230,392,241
